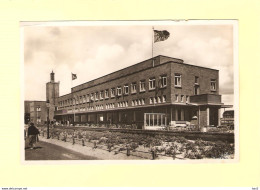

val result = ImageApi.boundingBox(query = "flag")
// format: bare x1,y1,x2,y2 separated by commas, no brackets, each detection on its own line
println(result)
72,73,77,80
154,30,170,43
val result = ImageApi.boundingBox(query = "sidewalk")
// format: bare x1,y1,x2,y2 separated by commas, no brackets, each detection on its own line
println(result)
39,136,147,160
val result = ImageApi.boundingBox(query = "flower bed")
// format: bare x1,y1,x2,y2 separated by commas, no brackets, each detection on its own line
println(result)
38,126,234,160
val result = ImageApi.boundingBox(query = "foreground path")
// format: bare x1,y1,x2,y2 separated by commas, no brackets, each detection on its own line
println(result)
25,141,98,160
36,136,147,160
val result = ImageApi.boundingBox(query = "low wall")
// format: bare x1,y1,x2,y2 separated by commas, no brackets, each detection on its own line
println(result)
49,126,234,143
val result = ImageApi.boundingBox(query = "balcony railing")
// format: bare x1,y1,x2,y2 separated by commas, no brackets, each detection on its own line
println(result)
190,94,222,104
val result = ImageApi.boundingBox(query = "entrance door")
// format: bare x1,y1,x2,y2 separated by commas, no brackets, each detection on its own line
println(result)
209,108,218,126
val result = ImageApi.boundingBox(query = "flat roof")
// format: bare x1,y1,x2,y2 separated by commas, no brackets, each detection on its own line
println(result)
72,55,218,90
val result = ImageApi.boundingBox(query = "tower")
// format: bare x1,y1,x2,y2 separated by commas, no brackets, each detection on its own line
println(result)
46,71,59,121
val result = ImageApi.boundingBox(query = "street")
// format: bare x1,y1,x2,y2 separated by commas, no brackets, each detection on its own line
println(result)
25,141,98,160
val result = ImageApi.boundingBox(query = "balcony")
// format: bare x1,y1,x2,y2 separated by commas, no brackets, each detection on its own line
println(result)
190,94,222,105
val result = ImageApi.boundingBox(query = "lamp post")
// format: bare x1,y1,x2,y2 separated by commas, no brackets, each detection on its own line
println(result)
36,107,38,124
46,100,50,139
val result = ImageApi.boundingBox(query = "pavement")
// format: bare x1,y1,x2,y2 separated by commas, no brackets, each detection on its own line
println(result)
25,141,98,160
26,136,147,160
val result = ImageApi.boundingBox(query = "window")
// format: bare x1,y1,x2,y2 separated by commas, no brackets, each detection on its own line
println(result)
162,95,166,103
149,78,156,90
79,96,82,104
160,75,167,88
186,96,189,103
105,89,109,99
211,79,217,91
194,86,199,95
131,82,137,94
175,94,179,102
149,97,153,104
100,91,104,100
85,94,89,102
181,95,184,102
195,76,199,84
140,80,146,92
124,84,129,95
174,73,181,87
141,98,145,105
95,92,99,101
111,88,115,98
117,87,122,96
90,93,94,102
154,97,157,104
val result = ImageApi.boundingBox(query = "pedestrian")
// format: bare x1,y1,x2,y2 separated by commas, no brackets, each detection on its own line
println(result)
28,123,40,150
151,146,156,160
126,144,131,156
24,125,28,140
93,140,97,150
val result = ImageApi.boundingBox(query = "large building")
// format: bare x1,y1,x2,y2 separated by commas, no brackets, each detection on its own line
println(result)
53,55,228,129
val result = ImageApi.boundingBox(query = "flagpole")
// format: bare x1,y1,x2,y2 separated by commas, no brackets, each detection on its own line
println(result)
152,26,154,67
71,72,75,126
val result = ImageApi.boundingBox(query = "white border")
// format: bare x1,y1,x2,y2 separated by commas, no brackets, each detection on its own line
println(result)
20,20,239,165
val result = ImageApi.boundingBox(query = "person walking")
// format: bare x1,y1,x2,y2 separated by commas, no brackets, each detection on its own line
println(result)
28,123,40,149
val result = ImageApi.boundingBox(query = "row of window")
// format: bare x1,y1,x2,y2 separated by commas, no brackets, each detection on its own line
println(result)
132,98,145,106
149,95,167,104
96,104,104,110
58,75,217,108
117,101,129,108
106,103,115,109
58,75,167,108
175,94,190,103
62,95,167,112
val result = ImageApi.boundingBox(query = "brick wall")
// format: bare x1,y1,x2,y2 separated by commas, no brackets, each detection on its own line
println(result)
170,62,219,104
58,61,172,113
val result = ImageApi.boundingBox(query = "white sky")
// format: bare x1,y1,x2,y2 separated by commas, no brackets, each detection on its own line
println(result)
23,21,235,106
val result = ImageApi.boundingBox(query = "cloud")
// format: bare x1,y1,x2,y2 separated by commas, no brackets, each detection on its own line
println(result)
23,23,234,106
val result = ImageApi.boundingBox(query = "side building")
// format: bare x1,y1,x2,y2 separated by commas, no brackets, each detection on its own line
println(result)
24,100,47,124
54,55,228,129
24,71,60,125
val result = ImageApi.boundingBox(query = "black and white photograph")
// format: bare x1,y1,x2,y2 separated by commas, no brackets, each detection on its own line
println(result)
22,20,238,161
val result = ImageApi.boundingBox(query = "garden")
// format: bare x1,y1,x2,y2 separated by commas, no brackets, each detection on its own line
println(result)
39,127,235,160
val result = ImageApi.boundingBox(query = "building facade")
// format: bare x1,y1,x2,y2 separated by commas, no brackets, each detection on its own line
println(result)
54,55,225,129
24,101,47,124
221,110,234,128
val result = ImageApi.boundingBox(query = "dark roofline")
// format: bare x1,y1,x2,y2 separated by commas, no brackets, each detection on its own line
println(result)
59,93,72,98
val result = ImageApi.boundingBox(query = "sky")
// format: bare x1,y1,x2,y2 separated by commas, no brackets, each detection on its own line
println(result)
23,21,235,106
